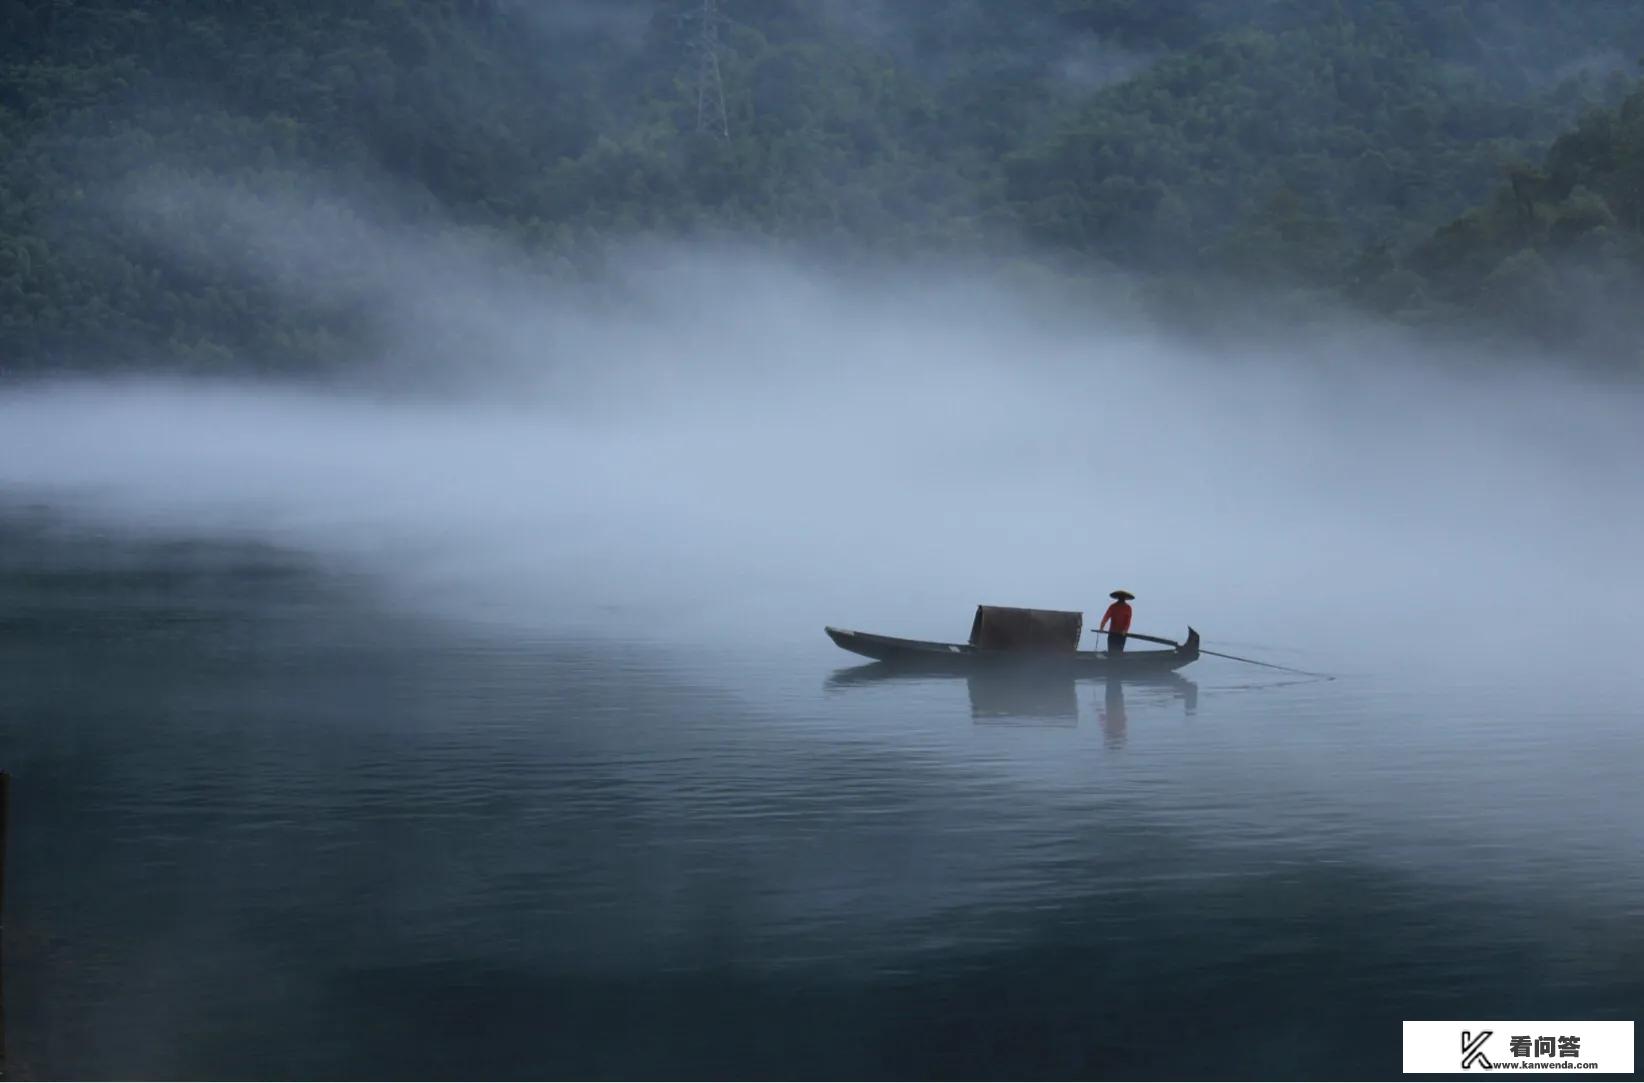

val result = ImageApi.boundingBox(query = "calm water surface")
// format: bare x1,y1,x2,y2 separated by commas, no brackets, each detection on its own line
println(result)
1,522,1640,1079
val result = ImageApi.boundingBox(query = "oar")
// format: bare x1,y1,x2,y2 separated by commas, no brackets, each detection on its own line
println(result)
1090,629,1180,648
1090,629,1335,679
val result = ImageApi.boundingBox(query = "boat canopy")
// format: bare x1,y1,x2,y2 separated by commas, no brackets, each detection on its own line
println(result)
967,605,1083,652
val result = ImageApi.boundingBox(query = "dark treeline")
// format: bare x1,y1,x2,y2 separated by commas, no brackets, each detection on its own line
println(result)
2,0,1643,372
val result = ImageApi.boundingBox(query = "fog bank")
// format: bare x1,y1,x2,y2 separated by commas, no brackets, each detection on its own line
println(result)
2,241,1640,674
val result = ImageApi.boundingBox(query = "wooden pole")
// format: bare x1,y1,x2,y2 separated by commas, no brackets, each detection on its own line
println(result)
1089,628,1180,647
1091,629,1334,677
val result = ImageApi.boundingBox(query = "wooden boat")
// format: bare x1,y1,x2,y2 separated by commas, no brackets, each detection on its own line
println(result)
824,624,1200,675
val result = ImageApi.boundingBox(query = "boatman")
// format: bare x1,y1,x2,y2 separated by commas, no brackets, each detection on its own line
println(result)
1099,590,1134,654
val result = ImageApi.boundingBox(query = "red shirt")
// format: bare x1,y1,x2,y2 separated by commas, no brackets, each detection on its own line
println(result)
1101,601,1132,633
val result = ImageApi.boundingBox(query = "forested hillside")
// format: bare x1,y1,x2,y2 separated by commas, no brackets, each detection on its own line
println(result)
2,0,1642,371
1356,83,1644,360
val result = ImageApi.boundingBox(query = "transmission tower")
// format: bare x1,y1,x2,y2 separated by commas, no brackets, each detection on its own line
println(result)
688,0,729,141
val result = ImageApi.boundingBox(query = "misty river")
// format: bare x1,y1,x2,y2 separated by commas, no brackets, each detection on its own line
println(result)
14,0,1644,1075
1,261,1642,1078
1,513,1640,1079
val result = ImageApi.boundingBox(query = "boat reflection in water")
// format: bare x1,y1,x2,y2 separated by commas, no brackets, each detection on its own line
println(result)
826,664,1198,732
1094,676,1201,747
968,670,1080,724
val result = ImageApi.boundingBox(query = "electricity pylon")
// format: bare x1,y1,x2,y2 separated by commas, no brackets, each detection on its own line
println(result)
688,0,729,141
